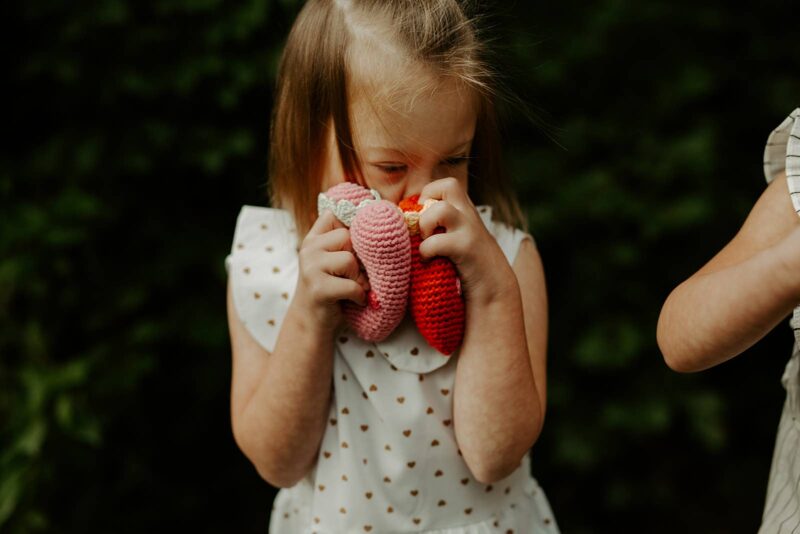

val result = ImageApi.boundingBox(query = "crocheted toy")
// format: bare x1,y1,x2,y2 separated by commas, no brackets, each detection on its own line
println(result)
318,183,465,354
318,183,411,342
399,195,465,356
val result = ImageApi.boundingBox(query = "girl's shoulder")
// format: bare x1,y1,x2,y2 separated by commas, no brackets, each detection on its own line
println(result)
476,205,536,266
225,205,300,353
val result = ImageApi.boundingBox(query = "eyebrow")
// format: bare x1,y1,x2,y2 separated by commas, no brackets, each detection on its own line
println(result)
365,138,474,156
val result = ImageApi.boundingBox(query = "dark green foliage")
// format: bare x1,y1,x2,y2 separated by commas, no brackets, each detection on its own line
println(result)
2,0,798,532
497,3,798,531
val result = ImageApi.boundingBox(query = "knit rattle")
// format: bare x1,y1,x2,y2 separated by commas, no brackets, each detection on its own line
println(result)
399,195,465,356
317,183,466,355
318,182,412,342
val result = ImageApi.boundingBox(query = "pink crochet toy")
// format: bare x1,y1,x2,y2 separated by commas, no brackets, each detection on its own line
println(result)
318,182,411,342
317,183,466,354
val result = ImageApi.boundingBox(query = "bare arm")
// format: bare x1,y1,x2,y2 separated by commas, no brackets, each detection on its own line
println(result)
657,171,800,372
417,178,546,484
453,238,547,483
228,285,335,487
228,211,366,487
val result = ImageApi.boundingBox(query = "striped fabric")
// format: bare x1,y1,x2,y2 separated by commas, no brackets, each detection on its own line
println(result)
764,108,800,212
760,108,800,534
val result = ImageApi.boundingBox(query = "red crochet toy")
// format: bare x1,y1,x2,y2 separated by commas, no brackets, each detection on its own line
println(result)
318,183,465,354
398,195,465,356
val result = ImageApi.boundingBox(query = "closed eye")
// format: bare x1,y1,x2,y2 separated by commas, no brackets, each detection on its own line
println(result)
441,155,470,167
373,163,407,176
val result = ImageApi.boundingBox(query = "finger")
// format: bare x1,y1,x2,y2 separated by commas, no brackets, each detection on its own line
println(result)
307,209,346,238
355,270,370,291
323,276,367,306
323,250,361,281
312,227,353,253
418,232,462,261
419,200,463,240
418,177,471,210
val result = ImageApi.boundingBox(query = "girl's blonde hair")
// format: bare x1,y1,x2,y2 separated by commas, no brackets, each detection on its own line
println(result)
268,0,526,236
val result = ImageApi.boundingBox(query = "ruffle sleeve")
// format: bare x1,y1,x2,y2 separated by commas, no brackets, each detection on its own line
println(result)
763,108,800,215
476,205,535,266
225,206,300,353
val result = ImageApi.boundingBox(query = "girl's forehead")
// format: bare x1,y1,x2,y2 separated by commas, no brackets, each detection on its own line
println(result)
350,77,478,157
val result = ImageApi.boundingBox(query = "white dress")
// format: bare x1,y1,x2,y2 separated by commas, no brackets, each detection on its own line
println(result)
226,204,560,534
760,108,800,533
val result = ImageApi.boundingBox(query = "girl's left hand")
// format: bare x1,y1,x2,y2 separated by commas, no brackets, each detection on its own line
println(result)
417,177,517,305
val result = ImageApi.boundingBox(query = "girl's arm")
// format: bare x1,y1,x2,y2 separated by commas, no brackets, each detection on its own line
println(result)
657,171,800,372
453,239,547,484
418,178,546,484
228,211,366,487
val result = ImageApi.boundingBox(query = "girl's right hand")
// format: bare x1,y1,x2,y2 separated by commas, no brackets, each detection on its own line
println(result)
292,209,369,334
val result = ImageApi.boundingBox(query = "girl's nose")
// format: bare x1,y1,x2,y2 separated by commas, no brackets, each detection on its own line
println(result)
403,167,443,200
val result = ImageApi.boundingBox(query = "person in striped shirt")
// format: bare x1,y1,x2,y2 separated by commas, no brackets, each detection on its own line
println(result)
657,108,800,533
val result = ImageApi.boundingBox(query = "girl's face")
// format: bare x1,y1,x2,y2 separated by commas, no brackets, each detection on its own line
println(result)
322,79,477,205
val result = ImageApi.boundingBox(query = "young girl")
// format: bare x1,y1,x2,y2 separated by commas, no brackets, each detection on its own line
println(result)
657,108,800,532
225,0,558,532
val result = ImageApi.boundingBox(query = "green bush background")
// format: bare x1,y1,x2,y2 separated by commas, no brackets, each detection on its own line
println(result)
3,0,799,532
